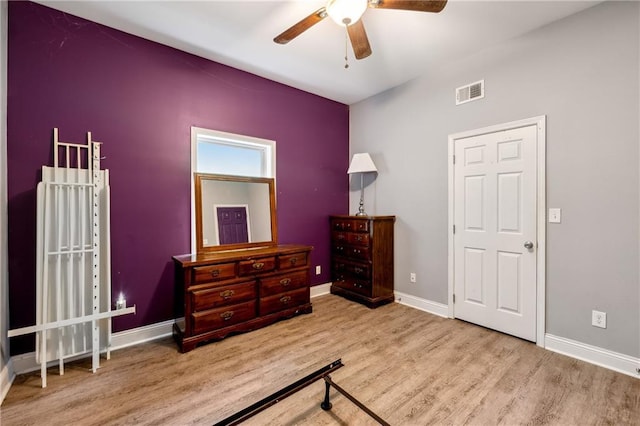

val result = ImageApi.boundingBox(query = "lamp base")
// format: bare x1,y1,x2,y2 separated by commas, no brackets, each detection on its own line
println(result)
355,198,367,216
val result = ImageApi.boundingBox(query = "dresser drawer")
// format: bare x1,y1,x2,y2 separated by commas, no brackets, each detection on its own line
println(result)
279,252,308,270
332,260,370,280
352,220,369,232
332,231,348,243
191,281,256,311
332,218,369,232
333,278,371,296
332,243,348,256
260,271,308,297
333,243,371,260
332,219,355,231
333,219,369,232
259,287,309,316
238,257,276,276
347,232,370,246
192,262,236,284
191,300,256,335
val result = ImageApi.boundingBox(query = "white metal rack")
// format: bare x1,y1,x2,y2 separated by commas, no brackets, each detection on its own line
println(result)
8,128,135,387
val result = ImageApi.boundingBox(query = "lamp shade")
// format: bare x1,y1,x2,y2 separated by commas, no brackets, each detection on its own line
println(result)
347,153,377,174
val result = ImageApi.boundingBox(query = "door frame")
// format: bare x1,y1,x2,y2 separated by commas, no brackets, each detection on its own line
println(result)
447,115,546,347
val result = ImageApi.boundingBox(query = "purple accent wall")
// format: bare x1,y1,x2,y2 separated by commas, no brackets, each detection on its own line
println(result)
7,2,349,354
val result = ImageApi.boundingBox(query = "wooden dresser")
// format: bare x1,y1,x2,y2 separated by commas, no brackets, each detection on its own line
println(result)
173,244,312,352
330,215,395,308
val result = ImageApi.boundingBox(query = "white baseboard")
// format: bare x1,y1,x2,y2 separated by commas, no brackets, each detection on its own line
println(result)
545,333,640,379
1,358,15,404
110,319,174,351
394,291,449,318
310,283,331,298
8,351,35,377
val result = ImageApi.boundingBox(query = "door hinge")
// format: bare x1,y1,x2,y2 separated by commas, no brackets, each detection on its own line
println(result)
453,155,456,164
453,225,456,234
453,294,456,303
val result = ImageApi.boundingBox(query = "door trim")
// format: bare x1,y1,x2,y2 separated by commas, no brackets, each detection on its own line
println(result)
448,116,546,347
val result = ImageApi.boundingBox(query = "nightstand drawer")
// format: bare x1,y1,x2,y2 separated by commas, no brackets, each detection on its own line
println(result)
191,300,256,334
259,288,309,316
238,257,276,276
191,281,256,311
192,262,236,284
260,271,308,297
279,252,308,270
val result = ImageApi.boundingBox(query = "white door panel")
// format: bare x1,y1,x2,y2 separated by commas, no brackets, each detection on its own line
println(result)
454,125,537,341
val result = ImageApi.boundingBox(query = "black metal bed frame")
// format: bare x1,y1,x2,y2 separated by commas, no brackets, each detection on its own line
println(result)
213,359,389,426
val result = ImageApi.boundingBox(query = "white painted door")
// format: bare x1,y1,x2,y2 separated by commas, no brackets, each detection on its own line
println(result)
453,125,537,341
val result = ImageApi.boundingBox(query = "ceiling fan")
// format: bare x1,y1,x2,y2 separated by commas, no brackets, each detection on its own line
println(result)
274,0,448,61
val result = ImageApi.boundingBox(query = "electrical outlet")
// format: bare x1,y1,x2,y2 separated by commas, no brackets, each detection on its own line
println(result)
315,265,321,275
410,272,416,283
592,310,606,328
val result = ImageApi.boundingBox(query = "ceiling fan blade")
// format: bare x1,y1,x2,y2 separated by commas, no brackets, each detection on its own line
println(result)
347,20,372,60
368,0,447,13
274,7,327,44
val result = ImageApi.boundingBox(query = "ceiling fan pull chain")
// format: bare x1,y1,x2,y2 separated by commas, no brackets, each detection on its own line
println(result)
344,27,349,69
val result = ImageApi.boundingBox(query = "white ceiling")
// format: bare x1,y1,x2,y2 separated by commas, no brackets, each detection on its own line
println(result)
35,0,603,104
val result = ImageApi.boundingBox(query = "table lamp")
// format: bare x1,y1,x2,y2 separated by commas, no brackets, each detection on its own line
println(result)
347,153,377,216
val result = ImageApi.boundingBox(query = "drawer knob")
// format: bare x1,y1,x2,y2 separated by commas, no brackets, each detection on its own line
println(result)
354,283,363,288
220,311,234,321
210,270,220,278
280,296,292,304
220,289,235,299
356,235,363,241
290,257,298,265
354,267,363,274
252,262,265,270
280,278,291,286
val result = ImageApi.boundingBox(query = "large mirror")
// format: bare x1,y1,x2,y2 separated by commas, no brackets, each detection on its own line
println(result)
195,173,277,253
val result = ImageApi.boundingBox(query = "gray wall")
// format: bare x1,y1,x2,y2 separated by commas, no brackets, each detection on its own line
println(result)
1,0,11,403
350,1,639,357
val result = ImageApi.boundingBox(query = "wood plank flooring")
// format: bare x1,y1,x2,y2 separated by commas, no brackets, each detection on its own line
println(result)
1,295,638,425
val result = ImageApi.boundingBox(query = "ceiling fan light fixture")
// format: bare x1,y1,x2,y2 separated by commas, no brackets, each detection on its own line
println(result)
326,0,368,26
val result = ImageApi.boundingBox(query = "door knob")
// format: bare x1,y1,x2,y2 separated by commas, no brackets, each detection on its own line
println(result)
524,241,534,250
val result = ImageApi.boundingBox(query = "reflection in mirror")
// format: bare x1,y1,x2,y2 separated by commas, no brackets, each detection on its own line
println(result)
195,173,277,253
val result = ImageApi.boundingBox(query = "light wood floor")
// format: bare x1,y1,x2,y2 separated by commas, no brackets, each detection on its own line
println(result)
1,295,638,425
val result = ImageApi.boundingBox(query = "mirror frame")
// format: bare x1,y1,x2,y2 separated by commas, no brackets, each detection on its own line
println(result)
194,173,278,253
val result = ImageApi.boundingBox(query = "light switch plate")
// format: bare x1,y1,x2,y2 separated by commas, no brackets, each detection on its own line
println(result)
549,208,561,223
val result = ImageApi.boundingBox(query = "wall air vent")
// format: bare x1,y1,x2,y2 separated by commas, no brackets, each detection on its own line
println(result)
456,80,485,105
